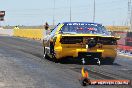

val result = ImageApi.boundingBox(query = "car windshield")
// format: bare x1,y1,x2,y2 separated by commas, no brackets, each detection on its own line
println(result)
61,23,110,36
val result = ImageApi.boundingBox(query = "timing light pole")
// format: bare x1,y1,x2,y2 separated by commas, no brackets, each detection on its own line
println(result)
93,0,96,22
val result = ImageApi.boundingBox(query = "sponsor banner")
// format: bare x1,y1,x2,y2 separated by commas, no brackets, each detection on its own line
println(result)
90,80,130,85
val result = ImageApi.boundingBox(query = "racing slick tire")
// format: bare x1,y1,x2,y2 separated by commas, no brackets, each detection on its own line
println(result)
49,42,59,63
101,57,115,65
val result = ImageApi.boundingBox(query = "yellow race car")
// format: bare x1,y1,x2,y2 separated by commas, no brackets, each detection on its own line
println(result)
43,22,119,64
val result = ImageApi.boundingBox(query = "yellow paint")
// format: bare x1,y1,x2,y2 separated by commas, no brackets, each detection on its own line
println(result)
97,49,104,52
13,29,43,40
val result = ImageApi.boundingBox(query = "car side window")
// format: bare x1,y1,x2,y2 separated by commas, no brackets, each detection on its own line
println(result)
61,25,68,32
61,24,74,32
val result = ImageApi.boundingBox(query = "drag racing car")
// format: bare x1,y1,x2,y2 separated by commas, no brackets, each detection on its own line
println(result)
43,22,119,64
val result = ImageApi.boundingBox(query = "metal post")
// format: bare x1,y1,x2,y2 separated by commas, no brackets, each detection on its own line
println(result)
130,8,132,31
128,0,132,30
70,0,72,22
53,0,55,26
93,0,96,22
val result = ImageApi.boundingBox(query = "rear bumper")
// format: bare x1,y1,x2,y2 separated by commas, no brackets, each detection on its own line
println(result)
78,52,102,58
54,48,117,59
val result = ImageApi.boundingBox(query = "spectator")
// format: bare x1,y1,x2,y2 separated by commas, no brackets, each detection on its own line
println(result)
44,22,50,36
44,22,49,30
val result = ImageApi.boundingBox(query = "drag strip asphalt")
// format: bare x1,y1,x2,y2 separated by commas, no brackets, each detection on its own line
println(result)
0,36,131,88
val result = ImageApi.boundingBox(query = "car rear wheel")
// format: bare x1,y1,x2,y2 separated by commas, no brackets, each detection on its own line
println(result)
49,42,59,63
101,57,115,65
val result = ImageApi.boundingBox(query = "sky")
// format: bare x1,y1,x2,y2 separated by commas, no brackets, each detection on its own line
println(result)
0,0,129,26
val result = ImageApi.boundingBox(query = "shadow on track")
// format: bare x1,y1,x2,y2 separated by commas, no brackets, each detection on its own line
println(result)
45,56,119,65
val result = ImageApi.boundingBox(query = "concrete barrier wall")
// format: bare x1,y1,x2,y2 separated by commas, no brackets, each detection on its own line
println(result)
0,29,13,36
13,29,44,40
106,26,129,31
